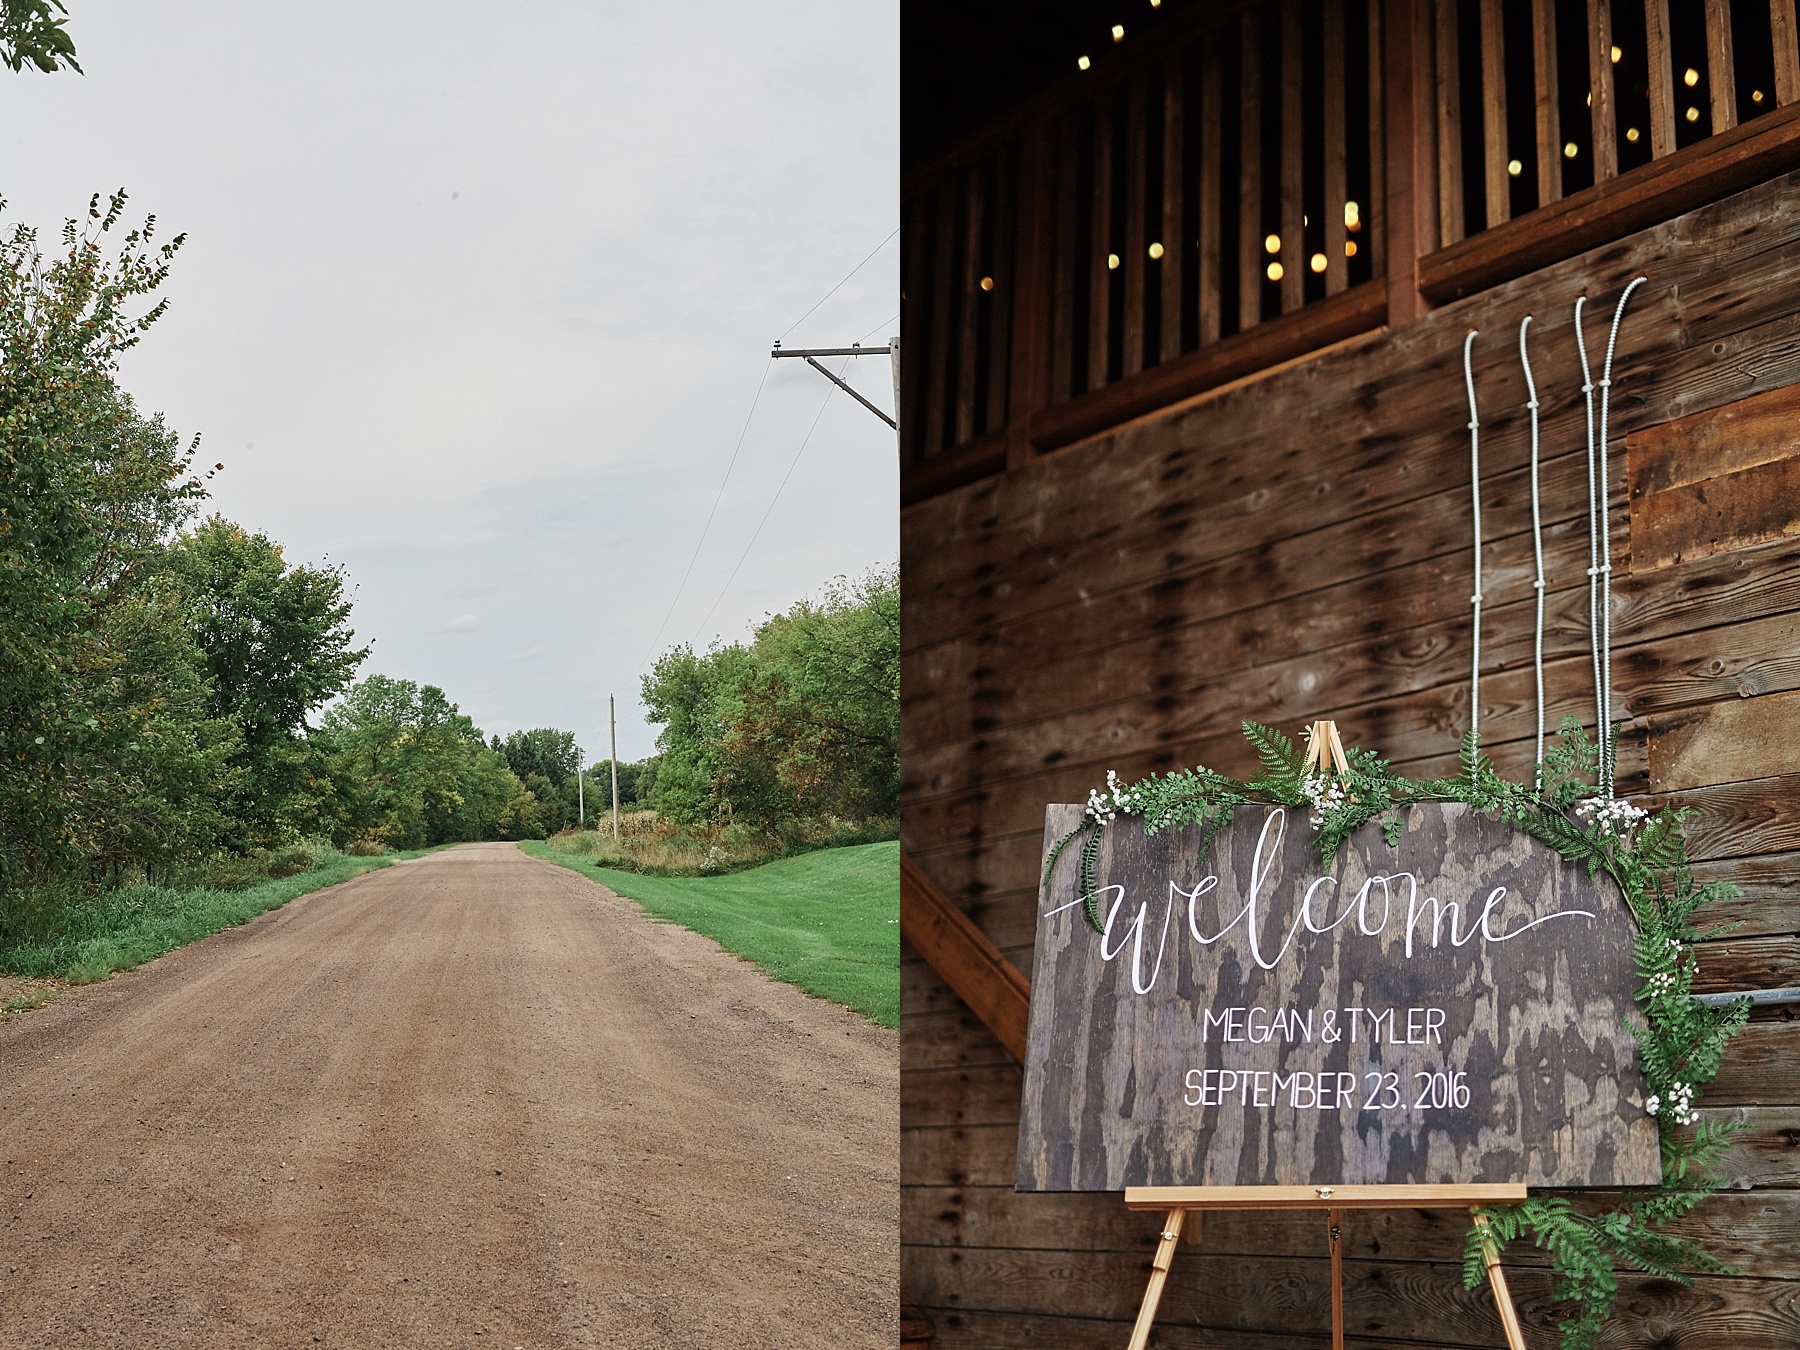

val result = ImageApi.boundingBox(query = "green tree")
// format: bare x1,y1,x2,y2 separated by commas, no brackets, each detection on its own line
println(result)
2,0,80,74
317,676,480,849
171,515,366,846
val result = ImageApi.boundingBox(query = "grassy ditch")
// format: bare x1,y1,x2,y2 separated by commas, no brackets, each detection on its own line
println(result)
0,845,437,985
523,838,900,1027
545,810,897,876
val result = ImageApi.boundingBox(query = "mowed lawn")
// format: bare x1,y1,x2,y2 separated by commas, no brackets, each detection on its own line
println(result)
524,839,899,1027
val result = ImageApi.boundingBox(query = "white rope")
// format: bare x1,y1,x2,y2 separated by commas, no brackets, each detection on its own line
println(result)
1462,330,1482,766
1595,276,1647,798
1519,314,1545,788
1575,296,1604,782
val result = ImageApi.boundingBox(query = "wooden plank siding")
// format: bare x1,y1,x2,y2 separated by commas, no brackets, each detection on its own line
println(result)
899,169,1800,1345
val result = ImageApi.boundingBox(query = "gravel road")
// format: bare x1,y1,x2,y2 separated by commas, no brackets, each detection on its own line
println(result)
0,843,897,1347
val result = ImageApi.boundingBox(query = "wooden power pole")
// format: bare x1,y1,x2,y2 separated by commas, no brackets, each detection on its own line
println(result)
610,694,620,840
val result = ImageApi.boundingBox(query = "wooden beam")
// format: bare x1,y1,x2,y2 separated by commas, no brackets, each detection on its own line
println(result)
898,432,1006,508
1088,90,1115,392
1280,0,1303,312
1051,114,1079,405
1706,0,1739,132
924,181,956,459
1419,98,1800,300
1367,0,1387,275
1324,0,1348,295
1027,278,1386,451
1777,0,1800,105
1480,0,1511,227
1435,0,1465,246
1533,0,1562,201
1386,0,1434,323
1199,40,1223,343
1161,57,1186,363
1588,0,1619,181
954,165,985,447
1646,0,1677,159
900,850,1031,1063
1123,75,1149,376
1239,13,1264,332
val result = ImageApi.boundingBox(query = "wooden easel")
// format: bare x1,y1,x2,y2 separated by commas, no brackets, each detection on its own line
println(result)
1123,1183,1530,1350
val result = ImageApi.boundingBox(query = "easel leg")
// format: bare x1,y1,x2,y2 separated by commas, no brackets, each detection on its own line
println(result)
1327,1207,1344,1350
1472,1212,1528,1350
1126,1208,1186,1350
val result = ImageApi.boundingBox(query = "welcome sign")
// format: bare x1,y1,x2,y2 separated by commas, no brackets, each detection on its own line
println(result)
1016,801,1660,1191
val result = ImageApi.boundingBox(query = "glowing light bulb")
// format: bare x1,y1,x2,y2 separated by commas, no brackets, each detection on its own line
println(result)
1264,233,1281,253
1309,253,1327,273
1147,241,1164,259
1345,240,1358,257
1107,252,1120,270
1686,105,1700,122
1753,89,1766,103
979,276,994,291
1078,55,1091,70
1610,44,1621,63
1112,23,1125,41
1266,261,1284,281
1507,159,1522,176
1684,67,1699,87
1343,200,1360,227
1563,141,1579,158
1625,126,1640,142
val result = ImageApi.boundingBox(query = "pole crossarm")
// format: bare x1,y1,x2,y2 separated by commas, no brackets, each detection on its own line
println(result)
770,345,893,357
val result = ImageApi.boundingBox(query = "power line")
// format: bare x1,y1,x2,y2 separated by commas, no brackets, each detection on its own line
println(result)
688,365,843,646
777,228,900,343
636,356,772,673
857,311,899,344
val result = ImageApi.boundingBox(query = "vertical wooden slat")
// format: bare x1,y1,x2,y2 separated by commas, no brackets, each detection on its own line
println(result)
1387,0,1436,323
924,182,956,459
1198,40,1223,344
1645,0,1677,158
1587,0,1619,180
1776,0,1800,104
986,142,1016,438
954,167,985,447
1239,14,1264,332
1161,58,1186,363
1123,76,1148,377
901,201,929,462
1479,0,1510,227
1705,0,1739,131
1367,0,1387,276
1051,116,1079,404
1002,127,1049,470
1532,0,1563,201
1435,0,1466,246
1324,0,1348,295
1088,91,1115,392
1280,0,1303,313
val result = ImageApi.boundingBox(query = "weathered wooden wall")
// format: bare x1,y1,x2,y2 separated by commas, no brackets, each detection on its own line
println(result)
900,169,1800,1346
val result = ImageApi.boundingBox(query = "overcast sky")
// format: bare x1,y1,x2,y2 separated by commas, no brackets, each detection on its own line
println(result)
5,1,898,763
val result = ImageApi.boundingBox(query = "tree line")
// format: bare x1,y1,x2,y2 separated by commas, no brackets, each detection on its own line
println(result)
2,194,896,914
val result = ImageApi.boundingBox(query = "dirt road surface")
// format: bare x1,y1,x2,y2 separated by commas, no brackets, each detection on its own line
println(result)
0,844,897,1347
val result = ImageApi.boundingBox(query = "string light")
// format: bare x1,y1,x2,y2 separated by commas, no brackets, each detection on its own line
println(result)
1684,67,1699,87
1147,241,1164,259
1345,240,1358,257
1610,44,1621,63
1266,261,1284,281
1563,141,1579,158
1753,89,1766,103
1625,126,1640,142
1078,54,1091,70
1344,200,1360,228
1107,252,1120,269
1309,253,1327,273
1112,23,1125,40
979,276,994,291
1264,233,1281,253
1507,159,1522,176
1686,105,1700,122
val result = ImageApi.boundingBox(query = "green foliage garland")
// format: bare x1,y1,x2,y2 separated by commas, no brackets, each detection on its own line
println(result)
1043,718,1749,1347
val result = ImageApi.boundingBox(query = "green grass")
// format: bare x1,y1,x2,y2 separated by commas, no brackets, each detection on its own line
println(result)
0,849,437,984
523,838,900,1028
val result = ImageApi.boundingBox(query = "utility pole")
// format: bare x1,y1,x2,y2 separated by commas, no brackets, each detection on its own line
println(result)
610,694,620,840
577,746,584,830
771,341,899,443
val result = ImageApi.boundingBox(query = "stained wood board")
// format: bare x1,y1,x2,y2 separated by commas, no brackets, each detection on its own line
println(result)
1016,802,1659,1190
